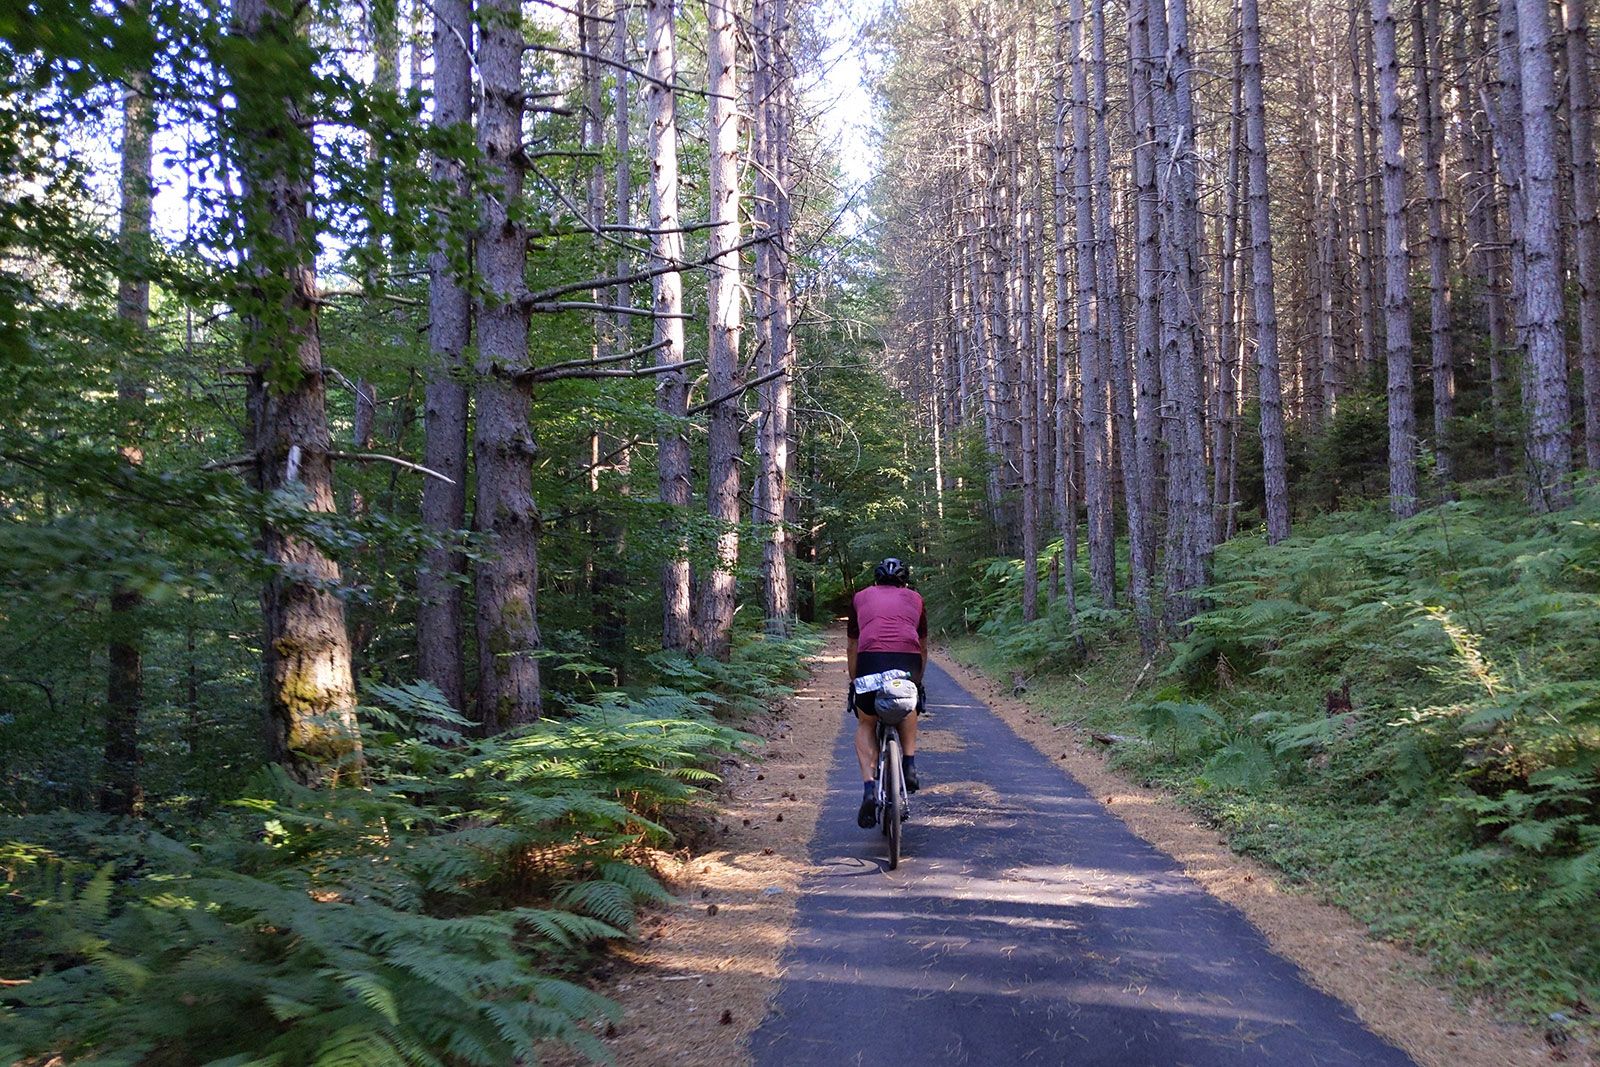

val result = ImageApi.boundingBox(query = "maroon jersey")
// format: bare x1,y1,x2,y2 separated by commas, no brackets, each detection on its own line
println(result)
848,585,928,654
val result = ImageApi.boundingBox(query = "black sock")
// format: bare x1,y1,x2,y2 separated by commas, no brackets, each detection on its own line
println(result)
903,755,916,771
863,781,876,798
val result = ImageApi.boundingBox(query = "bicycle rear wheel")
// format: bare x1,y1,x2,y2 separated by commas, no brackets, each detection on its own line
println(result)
884,735,903,869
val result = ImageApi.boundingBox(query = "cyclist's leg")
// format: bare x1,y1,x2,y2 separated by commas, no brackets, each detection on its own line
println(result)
899,709,919,756
853,707,880,781
851,694,880,827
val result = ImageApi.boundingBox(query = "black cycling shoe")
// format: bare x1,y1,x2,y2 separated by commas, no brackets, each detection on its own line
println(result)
857,794,877,828
904,764,920,793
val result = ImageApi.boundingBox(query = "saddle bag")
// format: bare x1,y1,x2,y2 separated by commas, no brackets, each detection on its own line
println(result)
872,676,919,725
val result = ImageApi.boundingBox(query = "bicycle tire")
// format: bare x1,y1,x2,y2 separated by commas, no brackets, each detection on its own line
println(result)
885,735,903,869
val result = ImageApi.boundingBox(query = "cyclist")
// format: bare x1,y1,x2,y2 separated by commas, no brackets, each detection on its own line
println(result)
847,557,928,828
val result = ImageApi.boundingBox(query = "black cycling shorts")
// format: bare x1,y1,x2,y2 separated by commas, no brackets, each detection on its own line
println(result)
852,650,925,718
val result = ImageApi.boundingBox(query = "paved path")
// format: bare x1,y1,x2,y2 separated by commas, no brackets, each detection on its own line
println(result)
749,659,1416,1066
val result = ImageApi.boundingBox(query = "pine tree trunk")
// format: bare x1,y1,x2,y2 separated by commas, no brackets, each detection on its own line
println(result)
1128,0,1163,582
104,10,154,815
1564,0,1600,470
1373,0,1420,517
754,0,793,634
1069,0,1116,608
1516,0,1575,508
1454,4,1512,476
473,0,542,729
1049,39,1083,634
1215,10,1243,544
1349,2,1379,387
1241,0,1291,541
646,0,693,649
696,0,742,659
1494,0,1531,465
418,0,471,712
1413,0,1455,490
595,0,633,675
232,0,363,782
1092,0,1153,642
1155,0,1217,621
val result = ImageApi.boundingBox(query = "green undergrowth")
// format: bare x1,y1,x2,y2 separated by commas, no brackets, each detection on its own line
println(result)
0,627,820,1067
945,489,1600,1032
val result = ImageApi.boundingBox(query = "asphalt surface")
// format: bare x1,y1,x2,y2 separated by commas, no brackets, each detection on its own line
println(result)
748,659,1417,1067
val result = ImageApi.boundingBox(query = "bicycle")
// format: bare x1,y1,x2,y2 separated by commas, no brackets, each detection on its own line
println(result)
849,685,912,870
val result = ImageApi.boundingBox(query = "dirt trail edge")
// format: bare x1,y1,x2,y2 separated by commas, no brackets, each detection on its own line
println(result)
562,630,1560,1066
543,632,852,1066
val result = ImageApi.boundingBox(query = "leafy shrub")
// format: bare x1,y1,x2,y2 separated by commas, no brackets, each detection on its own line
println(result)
1,677,757,1066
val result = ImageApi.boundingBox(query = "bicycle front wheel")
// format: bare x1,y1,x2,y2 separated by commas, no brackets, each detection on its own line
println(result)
884,735,903,870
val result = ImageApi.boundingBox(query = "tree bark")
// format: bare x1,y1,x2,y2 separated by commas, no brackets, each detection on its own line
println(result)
418,0,471,712
1516,0,1575,508
754,0,793,634
1069,0,1116,609
1092,0,1153,642
646,0,693,650
1128,0,1163,583
696,0,742,659
232,0,363,782
473,0,542,729
1413,0,1455,490
594,0,633,675
1049,31,1083,636
1564,0,1600,471
1154,0,1216,623
1240,0,1291,542
1373,0,1420,518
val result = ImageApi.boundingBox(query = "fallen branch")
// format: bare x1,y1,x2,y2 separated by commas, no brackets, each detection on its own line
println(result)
1123,658,1155,702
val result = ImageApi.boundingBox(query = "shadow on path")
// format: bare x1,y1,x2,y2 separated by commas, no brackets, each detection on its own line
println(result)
749,660,1416,1066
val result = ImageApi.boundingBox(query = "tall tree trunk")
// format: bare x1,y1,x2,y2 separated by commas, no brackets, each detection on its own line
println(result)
646,0,693,649
1128,0,1163,581
595,0,633,675
1455,2,1512,475
474,0,542,729
1069,0,1115,608
1093,0,1153,642
696,0,742,659
1373,0,1420,518
1516,0,1575,508
1413,0,1456,489
1564,0,1600,470
1349,1,1379,387
1242,0,1291,542
1050,35,1083,636
755,0,793,634
232,0,363,782
1215,6,1243,544
1155,0,1216,621
418,0,471,712
103,7,154,816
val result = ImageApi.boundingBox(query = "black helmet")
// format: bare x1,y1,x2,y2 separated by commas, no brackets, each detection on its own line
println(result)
874,557,909,585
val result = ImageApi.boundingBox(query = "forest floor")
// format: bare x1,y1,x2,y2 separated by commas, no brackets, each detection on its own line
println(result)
550,627,1578,1066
